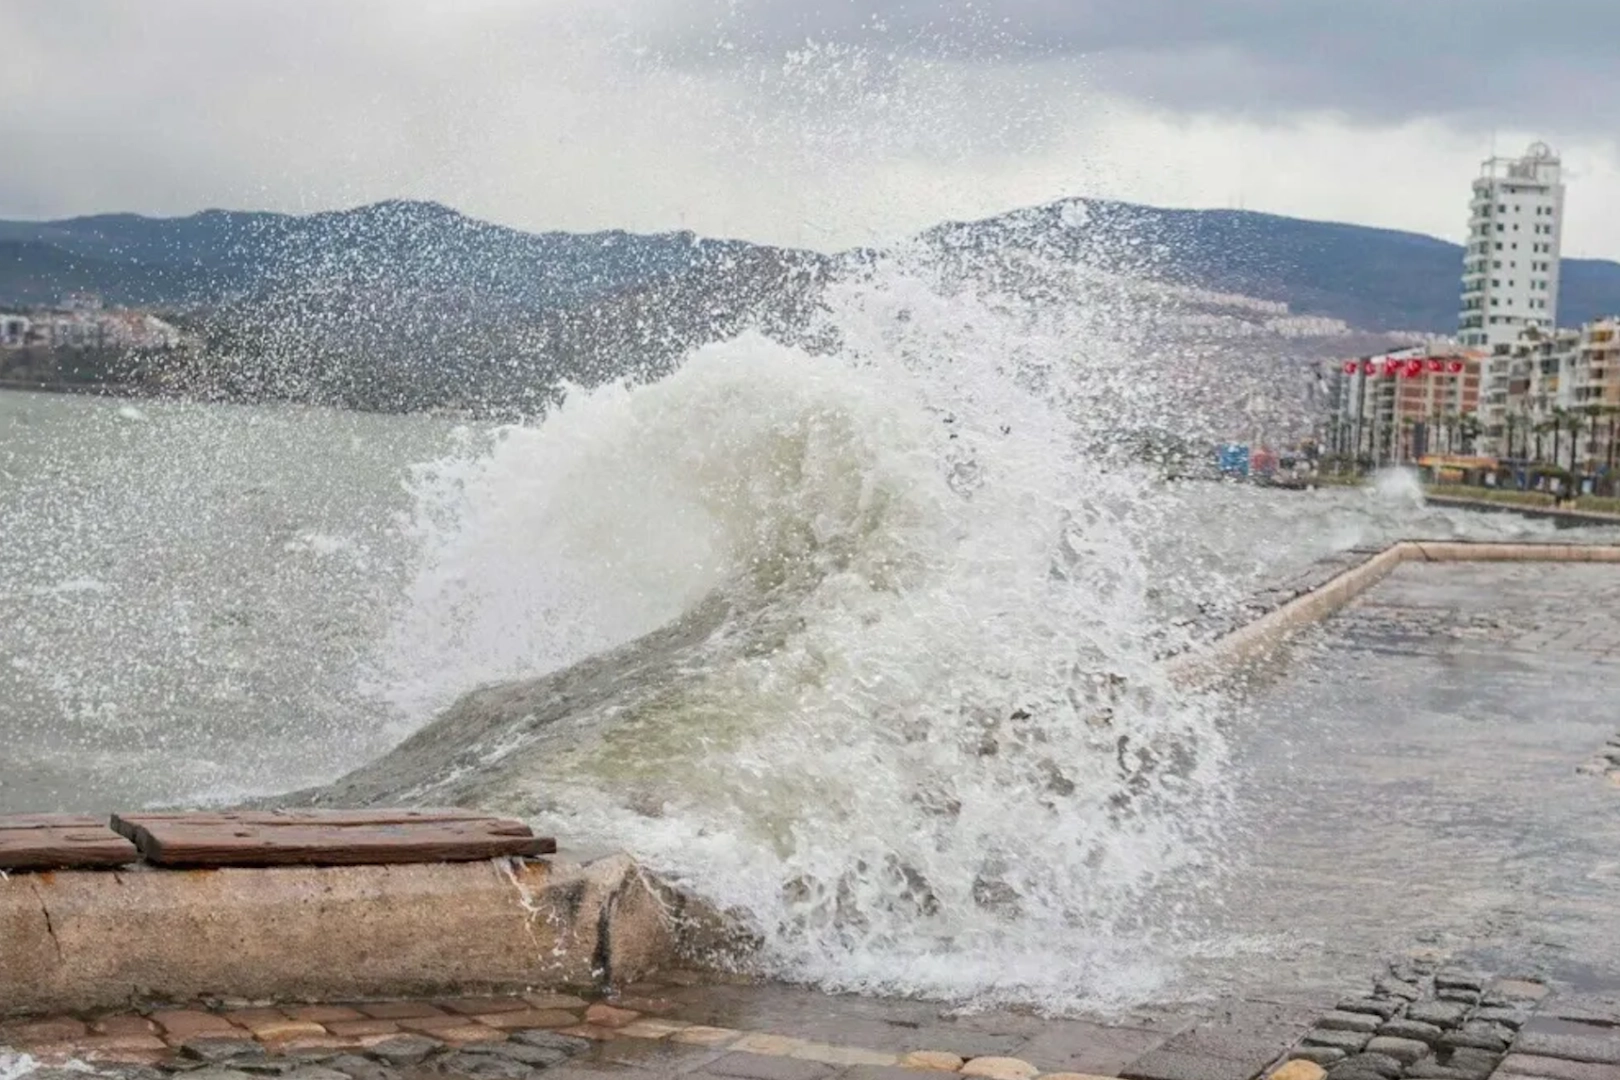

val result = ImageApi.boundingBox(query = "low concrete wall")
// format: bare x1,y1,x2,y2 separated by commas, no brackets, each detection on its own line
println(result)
0,851,696,1018
1425,493,1620,528
1171,541,1620,686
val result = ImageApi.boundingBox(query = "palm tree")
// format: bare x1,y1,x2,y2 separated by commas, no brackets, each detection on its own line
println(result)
1459,413,1482,456
1607,405,1620,474
1583,403,1605,475
1566,408,1587,479
1534,419,1553,466
1504,413,1520,462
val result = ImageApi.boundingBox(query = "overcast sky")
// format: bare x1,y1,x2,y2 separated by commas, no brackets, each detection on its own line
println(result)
3,0,1618,258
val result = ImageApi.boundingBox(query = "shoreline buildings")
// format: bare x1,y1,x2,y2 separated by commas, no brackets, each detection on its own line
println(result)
1323,141,1619,474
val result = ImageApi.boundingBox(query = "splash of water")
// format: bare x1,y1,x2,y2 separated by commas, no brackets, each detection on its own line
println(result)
1368,466,1426,507
355,248,1234,1009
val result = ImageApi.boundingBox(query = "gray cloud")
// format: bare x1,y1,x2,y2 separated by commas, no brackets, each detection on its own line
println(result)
651,0,1620,136
0,0,1616,257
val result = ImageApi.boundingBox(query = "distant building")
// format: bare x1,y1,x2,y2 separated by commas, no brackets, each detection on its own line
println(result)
1485,317,1620,469
1323,344,1485,462
1458,142,1564,351
0,313,29,348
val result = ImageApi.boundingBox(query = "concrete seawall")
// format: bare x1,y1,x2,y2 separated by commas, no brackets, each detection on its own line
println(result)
0,851,717,1017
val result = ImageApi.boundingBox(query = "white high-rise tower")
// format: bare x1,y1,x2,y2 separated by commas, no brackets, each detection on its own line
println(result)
1457,142,1564,349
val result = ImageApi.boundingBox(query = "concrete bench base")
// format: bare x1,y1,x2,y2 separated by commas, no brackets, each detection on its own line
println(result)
1,851,706,1017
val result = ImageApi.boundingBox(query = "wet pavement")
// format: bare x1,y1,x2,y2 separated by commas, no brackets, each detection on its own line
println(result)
7,559,1620,1080
1171,560,1620,1004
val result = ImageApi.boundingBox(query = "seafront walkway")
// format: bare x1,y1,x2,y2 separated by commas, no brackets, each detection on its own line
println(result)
7,549,1620,1080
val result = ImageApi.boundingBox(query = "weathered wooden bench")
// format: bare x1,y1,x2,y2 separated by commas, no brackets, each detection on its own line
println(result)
0,809,555,871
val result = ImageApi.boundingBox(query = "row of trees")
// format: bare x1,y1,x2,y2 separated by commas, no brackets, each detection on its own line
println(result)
1318,403,1620,484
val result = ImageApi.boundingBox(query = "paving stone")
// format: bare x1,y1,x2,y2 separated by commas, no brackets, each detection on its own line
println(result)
76,1034,173,1060
1441,1047,1502,1080
1302,1030,1371,1054
704,1051,836,1079
355,1003,448,1021
960,1059,1041,1080
1316,1014,1381,1035
363,1035,442,1065
1516,1032,1620,1065
1122,1048,1272,1080
616,1018,693,1039
1374,980,1422,1002
150,1011,244,1040
459,1041,572,1067
285,1007,366,1025
521,994,589,1011
1289,1047,1347,1067
1336,1001,1401,1022
1406,1003,1470,1029
1364,1037,1429,1064
1442,1022,1512,1052
582,1004,639,1029
1330,1053,1403,1078
93,1015,161,1037
249,1021,332,1042
277,1070,351,1080
1437,990,1483,1006
1402,1064,1471,1080
473,1009,579,1031
434,1049,541,1079
842,1068,963,1080
671,1026,744,1048
1271,1063,1327,1080
1497,1053,1620,1080
1435,973,1487,992
898,1050,966,1071
319,1054,399,1080
1376,1019,1443,1045
437,997,531,1017
182,1038,267,1063
180,1070,259,1080
324,1021,400,1038
1474,1007,1531,1029
500,1029,588,1055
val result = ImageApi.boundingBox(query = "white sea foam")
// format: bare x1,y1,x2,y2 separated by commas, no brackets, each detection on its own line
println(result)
364,251,1235,1009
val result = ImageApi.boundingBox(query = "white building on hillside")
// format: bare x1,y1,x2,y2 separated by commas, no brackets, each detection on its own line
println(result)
1458,142,1564,351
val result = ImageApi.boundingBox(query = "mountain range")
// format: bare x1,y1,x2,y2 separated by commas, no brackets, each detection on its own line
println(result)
4,197,1617,333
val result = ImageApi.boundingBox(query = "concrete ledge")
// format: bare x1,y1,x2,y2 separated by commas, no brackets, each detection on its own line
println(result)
1171,540,1620,687
1425,493,1620,527
0,851,701,1018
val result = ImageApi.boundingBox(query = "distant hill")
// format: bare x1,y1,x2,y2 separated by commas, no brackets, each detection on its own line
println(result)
0,201,772,314
920,198,1620,333
1,197,1615,418
3,197,1615,332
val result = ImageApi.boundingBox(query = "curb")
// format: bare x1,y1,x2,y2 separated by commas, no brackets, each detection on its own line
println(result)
1170,540,1620,687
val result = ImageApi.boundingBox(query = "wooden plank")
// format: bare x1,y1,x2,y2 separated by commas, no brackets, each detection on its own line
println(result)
111,808,500,827
0,813,109,830
0,823,139,870
122,820,556,867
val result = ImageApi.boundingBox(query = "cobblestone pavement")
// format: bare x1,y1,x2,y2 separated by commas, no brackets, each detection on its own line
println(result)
8,967,1620,1080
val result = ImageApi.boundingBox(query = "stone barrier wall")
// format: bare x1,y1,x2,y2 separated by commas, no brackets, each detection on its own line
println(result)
0,852,699,1017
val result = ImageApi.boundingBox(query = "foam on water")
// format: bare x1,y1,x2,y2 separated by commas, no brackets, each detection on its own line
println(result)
362,251,1233,1008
